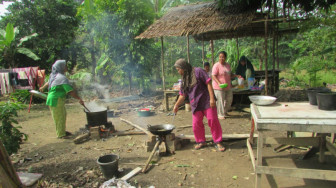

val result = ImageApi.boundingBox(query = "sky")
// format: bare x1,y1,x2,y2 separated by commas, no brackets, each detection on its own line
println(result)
0,1,12,16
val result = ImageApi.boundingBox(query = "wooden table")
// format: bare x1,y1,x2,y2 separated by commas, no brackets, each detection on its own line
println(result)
164,90,179,111
247,102,336,188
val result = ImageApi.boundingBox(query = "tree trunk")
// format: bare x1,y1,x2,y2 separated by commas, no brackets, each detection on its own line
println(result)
128,72,132,94
70,47,77,72
90,38,96,80
258,55,263,70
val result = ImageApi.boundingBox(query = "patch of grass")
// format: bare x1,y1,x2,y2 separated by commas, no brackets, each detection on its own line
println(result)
280,69,336,88
165,74,180,89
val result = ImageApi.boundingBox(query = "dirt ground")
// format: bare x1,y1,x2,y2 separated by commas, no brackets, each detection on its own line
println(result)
11,91,336,188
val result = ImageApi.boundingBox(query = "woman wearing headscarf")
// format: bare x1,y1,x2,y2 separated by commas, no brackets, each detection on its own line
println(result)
235,56,255,80
173,59,225,152
40,60,84,138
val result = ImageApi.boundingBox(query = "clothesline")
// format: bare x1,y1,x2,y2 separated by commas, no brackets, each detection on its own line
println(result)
0,67,45,94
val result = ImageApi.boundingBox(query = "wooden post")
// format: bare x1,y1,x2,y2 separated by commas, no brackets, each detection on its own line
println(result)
236,37,239,65
272,0,278,94
276,34,279,69
210,40,214,66
161,37,166,91
272,34,276,94
202,36,205,66
264,16,268,95
187,35,190,64
274,0,279,70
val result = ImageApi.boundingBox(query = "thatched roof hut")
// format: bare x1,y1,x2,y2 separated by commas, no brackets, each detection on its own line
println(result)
136,2,274,41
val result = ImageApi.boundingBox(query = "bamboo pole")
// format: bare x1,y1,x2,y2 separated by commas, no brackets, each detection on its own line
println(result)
187,35,190,64
264,16,268,95
210,40,214,66
202,35,205,66
274,0,280,70
161,37,166,91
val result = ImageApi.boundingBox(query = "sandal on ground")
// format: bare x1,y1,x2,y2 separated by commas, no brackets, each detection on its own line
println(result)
65,131,73,136
194,142,207,150
58,135,71,139
215,143,226,152
218,116,225,120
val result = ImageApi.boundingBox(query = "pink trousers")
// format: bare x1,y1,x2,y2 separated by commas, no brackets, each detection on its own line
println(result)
192,107,223,143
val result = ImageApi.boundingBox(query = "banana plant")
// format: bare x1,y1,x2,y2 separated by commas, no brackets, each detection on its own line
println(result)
0,23,40,68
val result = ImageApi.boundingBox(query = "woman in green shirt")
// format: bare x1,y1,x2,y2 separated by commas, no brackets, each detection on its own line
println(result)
40,60,84,138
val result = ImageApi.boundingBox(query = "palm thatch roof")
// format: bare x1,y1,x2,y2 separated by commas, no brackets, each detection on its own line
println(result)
136,2,277,41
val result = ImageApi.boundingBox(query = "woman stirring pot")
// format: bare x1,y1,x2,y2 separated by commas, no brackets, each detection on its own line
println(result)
40,60,84,139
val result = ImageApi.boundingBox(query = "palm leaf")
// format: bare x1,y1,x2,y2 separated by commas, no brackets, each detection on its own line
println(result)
5,23,15,46
18,33,38,47
17,48,40,61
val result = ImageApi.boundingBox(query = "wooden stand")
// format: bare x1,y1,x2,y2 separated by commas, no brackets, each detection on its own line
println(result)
248,103,336,188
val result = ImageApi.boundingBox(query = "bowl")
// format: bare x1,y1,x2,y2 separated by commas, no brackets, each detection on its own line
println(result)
248,95,277,106
29,90,47,99
219,83,228,89
137,108,152,117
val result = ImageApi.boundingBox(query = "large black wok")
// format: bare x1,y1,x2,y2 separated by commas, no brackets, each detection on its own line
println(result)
147,124,175,136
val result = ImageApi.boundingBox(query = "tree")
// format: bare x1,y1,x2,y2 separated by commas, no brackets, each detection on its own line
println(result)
77,0,158,93
0,23,40,68
288,5,336,87
1,0,80,70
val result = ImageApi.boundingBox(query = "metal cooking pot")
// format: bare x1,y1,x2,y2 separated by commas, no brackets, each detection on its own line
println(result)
147,124,175,136
84,109,107,126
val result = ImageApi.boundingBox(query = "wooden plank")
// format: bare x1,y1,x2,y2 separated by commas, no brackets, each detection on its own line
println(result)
0,164,18,188
0,140,23,187
110,131,146,136
256,122,336,133
326,141,336,157
254,102,336,120
319,134,327,163
256,166,336,181
120,167,142,181
177,134,258,140
246,139,256,170
120,118,154,137
264,137,320,147
255,131,264,188
176,125,192,129
73,133,90,144
250,137,320,148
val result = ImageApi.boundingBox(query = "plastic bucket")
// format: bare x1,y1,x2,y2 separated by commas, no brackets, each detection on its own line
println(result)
307,87,330,105
248,78,255,89
97,154,119,179
185,103,191,112
316,92,336,111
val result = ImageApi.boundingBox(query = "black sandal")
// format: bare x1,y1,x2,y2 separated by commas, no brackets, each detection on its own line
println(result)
65,131,73,136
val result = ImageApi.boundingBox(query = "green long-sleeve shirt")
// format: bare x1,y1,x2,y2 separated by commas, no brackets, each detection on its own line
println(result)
46,84,73,107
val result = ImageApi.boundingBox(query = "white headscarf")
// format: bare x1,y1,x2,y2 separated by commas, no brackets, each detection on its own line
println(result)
48,60,70,89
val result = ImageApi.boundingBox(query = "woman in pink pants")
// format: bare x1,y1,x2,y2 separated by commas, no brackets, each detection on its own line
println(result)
173,59,225,152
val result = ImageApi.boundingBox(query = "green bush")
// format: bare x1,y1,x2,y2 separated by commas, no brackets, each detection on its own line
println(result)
0,99,28,155
10,90,31,103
